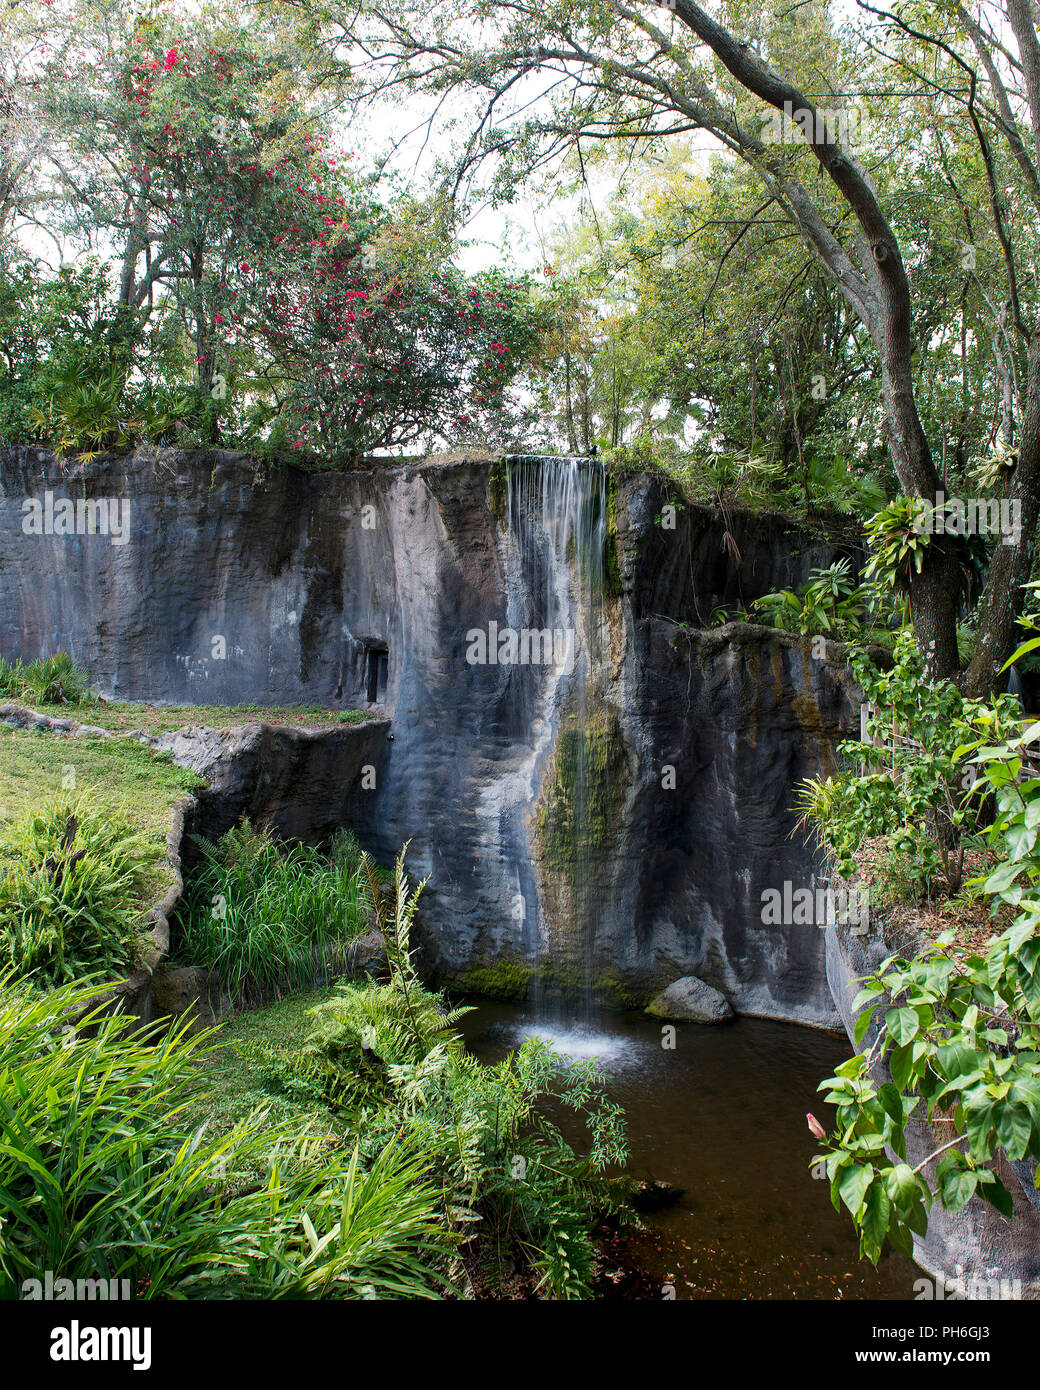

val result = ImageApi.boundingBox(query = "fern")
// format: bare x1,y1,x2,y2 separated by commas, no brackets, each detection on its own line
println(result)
295,843,630,1299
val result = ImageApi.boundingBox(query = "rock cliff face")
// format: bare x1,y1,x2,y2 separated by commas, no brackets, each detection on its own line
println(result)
154,719,390,847
0,445,862,1024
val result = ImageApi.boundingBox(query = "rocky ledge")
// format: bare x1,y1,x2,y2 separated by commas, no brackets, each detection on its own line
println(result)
0,704,389,1025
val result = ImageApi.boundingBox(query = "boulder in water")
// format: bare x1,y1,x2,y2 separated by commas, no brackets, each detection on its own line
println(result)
646,976,734,1024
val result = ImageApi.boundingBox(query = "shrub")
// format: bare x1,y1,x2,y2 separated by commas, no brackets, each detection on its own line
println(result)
179,821,368,1002
0,651,90,706
753,559,866,639
0,795,158,984
795,630,1022,898
0,976,454,1299
264,845,631,1299
804,626,1040,1266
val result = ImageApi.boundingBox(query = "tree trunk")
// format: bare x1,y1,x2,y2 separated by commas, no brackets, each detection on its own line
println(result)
963,330,1040,696
673,0,965,677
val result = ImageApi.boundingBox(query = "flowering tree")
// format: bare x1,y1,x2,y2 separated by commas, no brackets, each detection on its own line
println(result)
250,232,541,454
32,11,540,455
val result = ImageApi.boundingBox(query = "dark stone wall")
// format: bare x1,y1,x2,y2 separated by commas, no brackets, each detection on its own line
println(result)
0,445,864,1024
602,621,860,1020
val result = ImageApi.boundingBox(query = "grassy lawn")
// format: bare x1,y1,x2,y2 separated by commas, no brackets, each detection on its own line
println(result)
186,987,341,1138
24,702,382,735
0,724,205,908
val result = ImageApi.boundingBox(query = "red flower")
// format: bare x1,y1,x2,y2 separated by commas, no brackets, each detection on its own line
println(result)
163,49,178,72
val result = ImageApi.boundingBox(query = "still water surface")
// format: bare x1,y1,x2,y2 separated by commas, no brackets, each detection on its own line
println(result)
462,1001,918,1300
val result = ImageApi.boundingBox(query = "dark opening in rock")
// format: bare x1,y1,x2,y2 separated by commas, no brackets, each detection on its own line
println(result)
365,644,388,703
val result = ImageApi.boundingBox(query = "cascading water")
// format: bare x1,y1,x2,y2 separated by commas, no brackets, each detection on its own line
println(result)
503,456,611,1043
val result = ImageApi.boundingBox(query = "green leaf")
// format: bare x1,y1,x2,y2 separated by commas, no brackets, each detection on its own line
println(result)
854,1005,876,1046
884,1162,918,1208
977,1172,1014,1218
1004,637,1040,671
942,1167,978,1212
984,860,1023,895
877,1083,904,1124
889,1043,914,1092
887,1218,915,1258
839,1162,873,1219
995,1104,1032,1161
907,1199,928,1237
885,1007,920,1048
861,1179,892,1248
937,1041,980,1080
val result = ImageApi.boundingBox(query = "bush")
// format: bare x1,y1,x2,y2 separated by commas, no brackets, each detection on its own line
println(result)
804,625,1040,1266
0,651,91,706
180,822,368,1002
0,259,124,451
0,976,454,1299
253,845,631,1299
795,630,1022,898
753,559,868,640
0,795,158,984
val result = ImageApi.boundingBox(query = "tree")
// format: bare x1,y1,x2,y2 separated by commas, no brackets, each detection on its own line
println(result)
42,12,345,422
6,5,542,456
338,0,1040,691
567,154,887,504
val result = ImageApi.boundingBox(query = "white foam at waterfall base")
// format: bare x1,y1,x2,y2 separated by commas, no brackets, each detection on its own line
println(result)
511,1020,627,1062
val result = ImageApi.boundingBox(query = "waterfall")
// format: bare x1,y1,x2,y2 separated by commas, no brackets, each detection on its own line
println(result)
504,455,609,1028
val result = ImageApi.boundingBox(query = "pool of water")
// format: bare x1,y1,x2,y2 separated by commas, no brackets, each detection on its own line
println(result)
460,1001,918,1300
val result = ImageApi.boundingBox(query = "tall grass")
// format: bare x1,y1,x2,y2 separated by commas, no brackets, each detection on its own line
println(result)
0,975,455,1299
180,821,369,1003
0,794,158,984
0,655,21,700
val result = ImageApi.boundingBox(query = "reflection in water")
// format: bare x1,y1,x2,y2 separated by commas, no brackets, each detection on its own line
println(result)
462,1001,919,1300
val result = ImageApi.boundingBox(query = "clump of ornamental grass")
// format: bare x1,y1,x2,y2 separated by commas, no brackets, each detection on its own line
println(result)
180,821,368,1003
0,794,158,984
0,974,455,1300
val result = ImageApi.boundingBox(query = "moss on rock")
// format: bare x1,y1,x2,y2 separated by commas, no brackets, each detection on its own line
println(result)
536,711,626,884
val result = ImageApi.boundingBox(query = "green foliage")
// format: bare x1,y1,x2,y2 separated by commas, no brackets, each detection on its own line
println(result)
4,652,91,706
252,844,630,1299
0,260,127,450
0,795,158,985
0,975,453,1299
0,12,546,461
25,360,136,459
813,900,1040,1266
798,631,1021,898
0,657,19,701
806,629,1040,1265
521,161,887,517
863,498,930,591
753,559,866,638
180,822,367,1003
